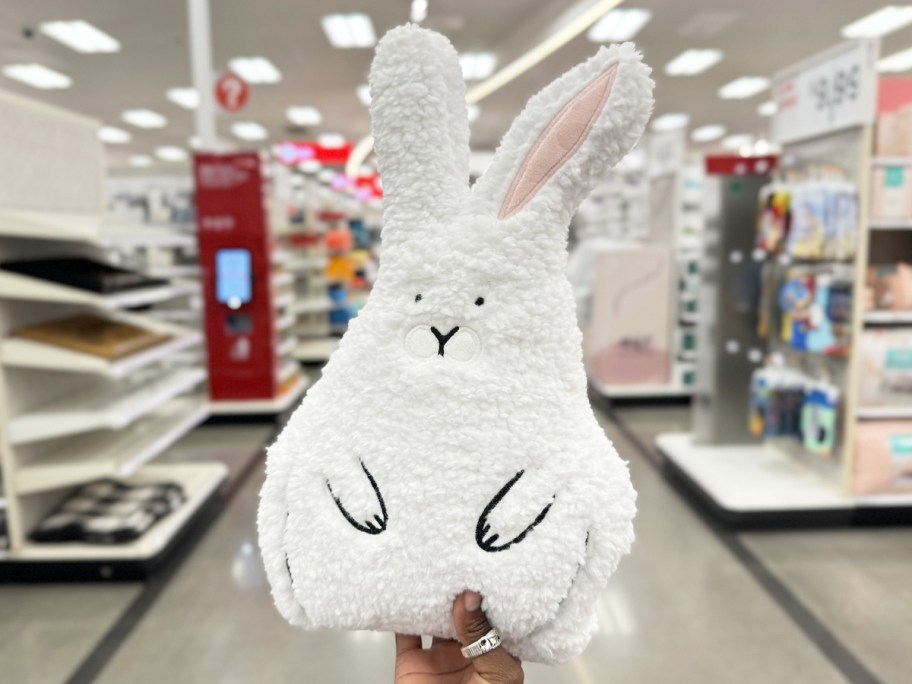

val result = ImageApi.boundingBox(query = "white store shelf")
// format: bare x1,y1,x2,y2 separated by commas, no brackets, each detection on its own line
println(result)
0,270,196,309
869,218,912,230
6,462,227,562
8,366,206,444
656,431,912,514
273,291,295,310
272,272,294,288
275,312,296,332
287,255,327,272
863,310,912,325
0,211,196,249
293,297,332,314
872,157,912,167
277,336,297,357
856,406,912,420
294,337,339,363
146,265,201,279
208,372,309,415
1,331,202,378
591,378,693,399
277,360,298,384
15,395,208,495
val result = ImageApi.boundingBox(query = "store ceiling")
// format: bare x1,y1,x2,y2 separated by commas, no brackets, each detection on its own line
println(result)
0,0,909,171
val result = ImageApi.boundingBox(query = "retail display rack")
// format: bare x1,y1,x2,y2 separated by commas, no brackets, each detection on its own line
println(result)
659,39,912,526
0,89,226,577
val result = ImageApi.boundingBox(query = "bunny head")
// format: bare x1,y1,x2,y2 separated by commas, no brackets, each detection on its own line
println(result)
258,25,654,664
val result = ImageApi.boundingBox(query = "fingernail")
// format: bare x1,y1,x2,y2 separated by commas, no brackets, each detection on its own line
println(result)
464,591,481,612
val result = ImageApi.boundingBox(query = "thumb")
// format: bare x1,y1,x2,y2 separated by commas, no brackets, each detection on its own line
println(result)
453,591,524,684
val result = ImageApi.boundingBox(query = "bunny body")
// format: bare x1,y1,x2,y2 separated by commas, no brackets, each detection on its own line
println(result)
259,25,654,664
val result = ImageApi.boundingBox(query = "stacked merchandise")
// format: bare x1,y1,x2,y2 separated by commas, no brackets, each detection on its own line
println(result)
748,365,841,458
873,104,912,222
775,268,854,357
756,179,859,261
674,160,705,389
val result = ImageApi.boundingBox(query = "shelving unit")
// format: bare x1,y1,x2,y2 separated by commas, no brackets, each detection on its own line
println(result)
0,88,224,573
659,39,912,523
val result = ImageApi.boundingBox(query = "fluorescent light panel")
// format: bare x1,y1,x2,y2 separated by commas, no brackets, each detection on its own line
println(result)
722,133,753,150
318,133,347,148
231,121,268,141
98,126,131,144
2,63,71,89
40,20,120,53
691,124,726,142
664,49,723,76
651,112,690,131
587,8,652,42
878,46,912,72
719,76,769,99
410,0,428,23
121,109,167,128
286,106,322,126
167,87,199,109
842,6,912,38
357,84,371,106
460,53,497,81
228,56,281,84
155,146,188,162
321,13,377,48
758,100,778,116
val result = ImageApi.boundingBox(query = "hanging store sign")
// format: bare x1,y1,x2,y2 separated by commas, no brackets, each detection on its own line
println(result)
215,72,250,112
276,140,353,166
773,39,879,145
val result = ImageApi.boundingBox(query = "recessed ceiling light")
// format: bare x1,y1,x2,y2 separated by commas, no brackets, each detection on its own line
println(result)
467,104,480,123
664,49,723,76
691,124,726,142
166,87,199,109
228,56,281,84
321,13,377,48
460,53,497,81
651,112,690,131
757,100,778,117
718,76,770,99
98,126,131,144
121,109,167,128
722,134,753,150
2,63,72,89
39,20,120,53
318,133,347,148
232,121,268,141
587,8,652,42
298,160,322,173
129,155,153,167
410,0,428,23
155,146,188,162
287,106,322,126
357,84,371,106
878,46,912,72
842,6,912,38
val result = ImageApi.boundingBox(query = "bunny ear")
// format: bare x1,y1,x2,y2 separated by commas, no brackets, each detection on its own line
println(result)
473,43,653,226
369,25,470,236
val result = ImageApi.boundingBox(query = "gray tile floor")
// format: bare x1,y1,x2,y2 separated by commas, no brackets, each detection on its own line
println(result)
2,404,910,683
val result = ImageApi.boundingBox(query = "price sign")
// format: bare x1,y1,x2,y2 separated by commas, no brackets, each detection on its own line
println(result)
773,40,879,145
215,72,250,113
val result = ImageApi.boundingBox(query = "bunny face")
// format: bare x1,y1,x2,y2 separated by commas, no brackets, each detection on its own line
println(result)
258,25,653,665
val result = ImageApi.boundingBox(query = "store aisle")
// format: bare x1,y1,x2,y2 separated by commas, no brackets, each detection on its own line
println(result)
85,407,846,684
616,404,912,684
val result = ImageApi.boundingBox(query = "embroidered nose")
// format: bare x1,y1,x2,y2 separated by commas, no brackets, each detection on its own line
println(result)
430,326,459,356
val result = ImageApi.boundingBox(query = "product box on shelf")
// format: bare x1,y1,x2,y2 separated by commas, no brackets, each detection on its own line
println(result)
871,166,912,219
854,421,912,495
859,329,912,408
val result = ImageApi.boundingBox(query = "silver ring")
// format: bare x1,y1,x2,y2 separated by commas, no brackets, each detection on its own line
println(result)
460,628,502,659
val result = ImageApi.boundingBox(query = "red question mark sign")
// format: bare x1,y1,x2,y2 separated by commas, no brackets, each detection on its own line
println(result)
215,73,249,112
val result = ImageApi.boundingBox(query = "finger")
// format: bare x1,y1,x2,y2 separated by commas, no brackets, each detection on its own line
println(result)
452,592,524,684
395,633,422,656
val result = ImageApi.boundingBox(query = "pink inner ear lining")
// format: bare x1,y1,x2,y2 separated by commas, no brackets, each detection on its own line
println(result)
498,63,619,221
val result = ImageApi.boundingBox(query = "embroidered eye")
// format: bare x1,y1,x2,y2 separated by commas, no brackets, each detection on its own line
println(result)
475,297,485,306
415,294,422,303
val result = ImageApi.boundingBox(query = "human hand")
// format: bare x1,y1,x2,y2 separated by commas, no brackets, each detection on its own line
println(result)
394,591,524,684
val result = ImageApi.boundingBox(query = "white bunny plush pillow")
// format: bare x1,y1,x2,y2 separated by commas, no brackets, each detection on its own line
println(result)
258,25,654,664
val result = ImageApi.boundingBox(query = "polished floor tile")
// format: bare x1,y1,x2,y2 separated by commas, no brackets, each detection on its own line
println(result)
0,583,141,684
93,411,846,684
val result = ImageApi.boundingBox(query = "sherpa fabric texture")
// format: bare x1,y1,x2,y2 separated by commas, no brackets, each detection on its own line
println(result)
258,24,654,664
